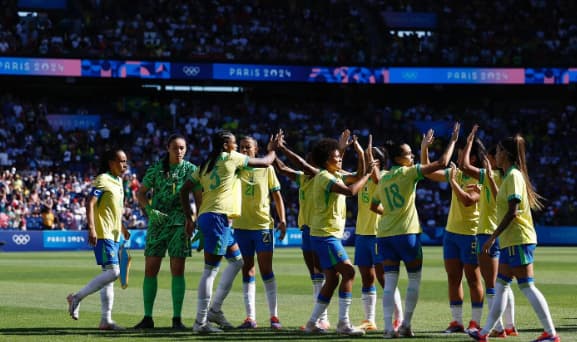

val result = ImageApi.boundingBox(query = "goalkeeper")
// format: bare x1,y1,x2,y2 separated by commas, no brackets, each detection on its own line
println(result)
133,134,198,330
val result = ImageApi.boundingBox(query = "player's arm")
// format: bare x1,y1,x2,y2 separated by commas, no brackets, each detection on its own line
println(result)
344,136,367,184
273,157,298,181
85,193,98,246
136,183,151,215
481,198,520,254
483,156,499,200
277,141,318,176
461,124,481,179
180,179,198,237
421,123,460,181
448,162,480,207
365,134,380,183
370,199,384,216
247,130,284,168
271,190,287,241
421,122,460,176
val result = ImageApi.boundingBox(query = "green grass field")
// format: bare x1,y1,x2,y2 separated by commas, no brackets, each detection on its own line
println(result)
1,246,575,341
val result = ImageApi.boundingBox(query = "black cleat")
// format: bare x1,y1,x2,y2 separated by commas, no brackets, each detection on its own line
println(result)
172,317,187,330
133,316,155,329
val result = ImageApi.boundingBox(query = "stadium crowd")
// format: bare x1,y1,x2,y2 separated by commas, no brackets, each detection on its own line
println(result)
1,0,576,65
0,91,575,231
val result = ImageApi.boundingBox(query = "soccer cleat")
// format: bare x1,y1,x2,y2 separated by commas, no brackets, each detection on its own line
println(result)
468,330,488,341
336,320,365,336
505,326,519,336
99,321,125,331
489,329,506,338
444,320,465,333
383,330,400,339
532,331,560,342
359,319,378,331
301,320,328,334
171,317,187,330
466,320,481,333
207,309,234,330
66,294,80,320
237,317,257,329
270,316,282,330
193,321,223,334
398,325,415,337
133,316,154,329
393,319,402,331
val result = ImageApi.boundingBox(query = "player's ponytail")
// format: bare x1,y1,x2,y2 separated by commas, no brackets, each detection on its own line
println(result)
500,135,544,211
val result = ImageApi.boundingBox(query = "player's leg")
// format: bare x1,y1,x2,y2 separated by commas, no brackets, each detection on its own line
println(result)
255,229,280,329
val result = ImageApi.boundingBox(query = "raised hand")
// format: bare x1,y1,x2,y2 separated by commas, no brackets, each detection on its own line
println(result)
450,122,461,142
421,128,435,150
352,135,363,154
467,124,479,144
338,129,352,151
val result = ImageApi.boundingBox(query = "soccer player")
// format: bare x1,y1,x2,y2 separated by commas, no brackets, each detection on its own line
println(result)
371,123,459,338
274,140,331,330
469,135,560,342
355,141,403,332
461,125,517,337
230,136,286,329
421,125,484,333
180,130,282,334
133,134,197,330
301,136,370,336
67,148,130,330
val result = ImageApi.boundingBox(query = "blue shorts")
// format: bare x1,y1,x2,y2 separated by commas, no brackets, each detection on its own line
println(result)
354,235,378,267
376,234,422,265
476,234,501,258
443,231,478,265
301,226,313,252
234,228,274,256
310,236,349,270
198,212,235,256
94,239,120,266
499,244,536,267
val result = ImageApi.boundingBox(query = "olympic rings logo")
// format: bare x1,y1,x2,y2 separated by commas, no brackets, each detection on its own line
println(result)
182,66,201,76
12,234,31,245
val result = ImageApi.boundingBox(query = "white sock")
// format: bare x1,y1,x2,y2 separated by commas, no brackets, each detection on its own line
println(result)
487,293,504,331
312,274,328,322
243,277,256,320
404,270,421,326
393,286,403,323
361,287,377,322
383,272,400,331
76,266,119,300
504,286,516,328
338,294,352,324
196,264,219,325
472,305,483,325
309,301,329,323
520,282,556,336
480,281,508,335
100,281,114,323
263,274,278,318
450,304,463,325
211,257,242,312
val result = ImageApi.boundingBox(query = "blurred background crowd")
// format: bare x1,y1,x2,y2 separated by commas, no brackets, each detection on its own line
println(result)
1,89,575,231
0,0,576,232
1,0,577,66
